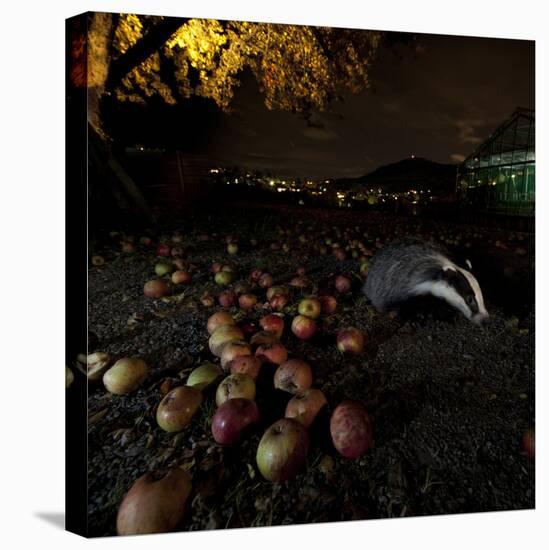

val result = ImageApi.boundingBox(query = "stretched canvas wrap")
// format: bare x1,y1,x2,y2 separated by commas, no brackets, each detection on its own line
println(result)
66,11,535,538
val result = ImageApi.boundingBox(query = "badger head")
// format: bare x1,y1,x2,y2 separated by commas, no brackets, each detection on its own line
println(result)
415,263,489,324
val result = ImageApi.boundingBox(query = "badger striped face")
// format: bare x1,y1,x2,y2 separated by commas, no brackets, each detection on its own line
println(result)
413,264,489,324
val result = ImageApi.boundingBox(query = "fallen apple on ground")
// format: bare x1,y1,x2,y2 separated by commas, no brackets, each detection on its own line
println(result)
116,468,192,535
220,340,253,370
207,311,235,335
228,355,262,380
156,385,203,432
211,398,260,445
259,314,285,339
144,279,169,298
256,418,310,482
186,362,223,391
208,324,244,356
274,359,313,394
330,400,373,459
103,357,148,395
216,373,256,406
336,327,365,355
255,342,288,365
285,388,328,428
298,297,322,319
291,315,317,340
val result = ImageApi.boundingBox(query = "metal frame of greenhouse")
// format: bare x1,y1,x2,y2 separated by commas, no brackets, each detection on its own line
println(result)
456,108,535,219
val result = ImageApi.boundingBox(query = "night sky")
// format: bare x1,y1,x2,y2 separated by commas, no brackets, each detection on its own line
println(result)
206,32,534,179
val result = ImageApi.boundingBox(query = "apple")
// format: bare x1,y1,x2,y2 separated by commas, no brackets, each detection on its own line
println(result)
249,268,263,282
330,400,373,458
291,315,317,340
255,342,288,365
139,236,153,247
270,294,289,311
221,264,234,273
258,273,274,288
156,385,203,432
220,340,253,370
211,262,222,273
116,468,192,535
211,398,260,445
173,258,188,271
208,325,244,357
171,270,192,285
319,295,337,314
259,314,285,339
335,275,352,294
333,248,346,261
285,389,328,428
522,428,535,459
218,289,237,307
289,276,308,288
186,362,223,390
298,297,321,319
274,359,312,394
239,293,258,310
87,352,112,381
144,279,169,298
256,418,310,482
227,243,239,255
359,261,370,277
228,355,262,380
234,281,252,295
336,327,365,355
216,373,256,406
103,358,148,395
207,311,235,335
266,286,288,301
155,262,173,276
215,271,233,286
91,255,105,266
157,243,171,257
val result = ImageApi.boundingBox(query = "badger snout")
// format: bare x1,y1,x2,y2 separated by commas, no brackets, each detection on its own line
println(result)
472,312,489,325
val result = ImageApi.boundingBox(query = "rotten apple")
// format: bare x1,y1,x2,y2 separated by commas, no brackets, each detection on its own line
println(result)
211,398,260,445
330,400,373,459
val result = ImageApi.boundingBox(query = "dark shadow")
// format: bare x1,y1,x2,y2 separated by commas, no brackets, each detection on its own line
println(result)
34,512,65,530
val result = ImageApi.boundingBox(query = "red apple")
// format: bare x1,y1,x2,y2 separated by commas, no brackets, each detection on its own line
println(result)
250,267,263,282
330,400,373,458
255,342,288,365
220,340,252,371
218,289,237,307
291,315,317,340
228,355,262,380
116,468,192,535
156,385,203,432
285,389,328,428
319,295,337,314
239,293,258,310
335,275,352,293
211,262,222,273
259,273,274,288
274,359,312,394
143,279,169,298
259,314,285,339
270,294,289,311
216,373,256,406
207,311,235,335
211,398,260,445
336,327,365,355
171,270,192,285
157,243,170,257
256,418,310,481
298,297,321,319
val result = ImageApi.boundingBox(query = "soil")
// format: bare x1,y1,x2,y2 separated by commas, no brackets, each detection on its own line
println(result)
84,203,535,536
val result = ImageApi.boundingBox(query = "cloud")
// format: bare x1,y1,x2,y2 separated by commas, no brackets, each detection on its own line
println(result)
301,126,340,142
455,118,486,145
450,153,466,163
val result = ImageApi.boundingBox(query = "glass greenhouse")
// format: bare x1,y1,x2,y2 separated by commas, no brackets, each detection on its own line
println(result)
456,108,535,216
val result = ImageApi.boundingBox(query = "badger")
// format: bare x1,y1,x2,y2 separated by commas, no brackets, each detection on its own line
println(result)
363,238,489,324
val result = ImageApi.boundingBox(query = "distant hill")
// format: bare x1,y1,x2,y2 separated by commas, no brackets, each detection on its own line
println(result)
335,157,458,195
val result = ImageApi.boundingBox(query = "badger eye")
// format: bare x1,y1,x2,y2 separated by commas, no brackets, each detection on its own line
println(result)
466,296,476,306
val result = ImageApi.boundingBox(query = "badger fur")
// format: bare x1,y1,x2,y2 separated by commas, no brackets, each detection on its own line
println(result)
363,238,488,324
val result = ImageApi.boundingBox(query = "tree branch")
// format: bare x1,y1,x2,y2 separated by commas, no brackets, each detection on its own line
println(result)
106,17,189,91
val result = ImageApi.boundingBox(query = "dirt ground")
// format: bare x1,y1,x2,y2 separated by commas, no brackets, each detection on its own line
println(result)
85,204,535,537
